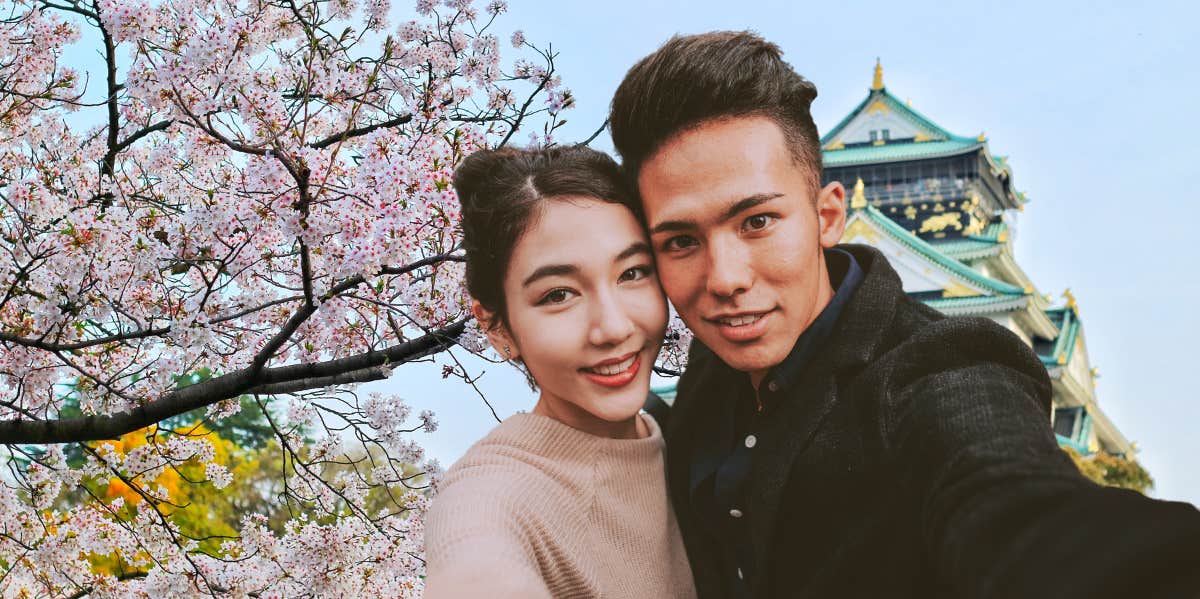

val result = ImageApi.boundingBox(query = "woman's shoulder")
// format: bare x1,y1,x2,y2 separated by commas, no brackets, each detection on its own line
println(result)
430,414,590,524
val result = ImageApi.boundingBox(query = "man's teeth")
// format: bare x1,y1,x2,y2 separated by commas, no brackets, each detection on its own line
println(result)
587,355,636,376
719,314,763,327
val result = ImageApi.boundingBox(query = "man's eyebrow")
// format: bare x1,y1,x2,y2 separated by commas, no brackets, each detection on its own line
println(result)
522,263,578,287
720,193,784,222
649,192,784,235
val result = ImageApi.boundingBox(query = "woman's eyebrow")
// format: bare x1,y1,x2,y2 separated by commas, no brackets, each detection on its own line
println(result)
522,263,578,288
614,241,652,262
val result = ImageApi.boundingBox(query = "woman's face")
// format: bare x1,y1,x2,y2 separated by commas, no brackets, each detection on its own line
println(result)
484,196,668,438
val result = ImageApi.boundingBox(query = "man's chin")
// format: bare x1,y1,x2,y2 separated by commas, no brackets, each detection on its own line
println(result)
698,335,784,375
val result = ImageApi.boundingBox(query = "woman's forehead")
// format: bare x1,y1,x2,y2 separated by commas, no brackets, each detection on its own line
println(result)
508,199,647,277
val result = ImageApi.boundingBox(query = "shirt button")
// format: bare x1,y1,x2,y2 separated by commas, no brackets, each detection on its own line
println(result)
744,435,757,448
737,567,744,580
767,381,779,393
729,508,743,518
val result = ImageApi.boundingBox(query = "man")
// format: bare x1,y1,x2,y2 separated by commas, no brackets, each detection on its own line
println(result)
611,31,1200,598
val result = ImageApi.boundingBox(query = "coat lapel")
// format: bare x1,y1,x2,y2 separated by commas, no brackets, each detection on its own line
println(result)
747,366,839,594
744,244,903,592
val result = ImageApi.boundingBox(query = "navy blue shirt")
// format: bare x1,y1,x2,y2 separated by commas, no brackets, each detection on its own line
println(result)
688,248,864,598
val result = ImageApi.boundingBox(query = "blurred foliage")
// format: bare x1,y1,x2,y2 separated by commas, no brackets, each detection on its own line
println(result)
1063,447,1154,494
56,412,291,576
44,368,428,578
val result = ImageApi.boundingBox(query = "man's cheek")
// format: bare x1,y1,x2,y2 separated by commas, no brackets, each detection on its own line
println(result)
660,263,700,304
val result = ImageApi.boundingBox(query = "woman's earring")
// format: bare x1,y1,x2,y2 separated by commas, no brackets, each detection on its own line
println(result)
503,344,512,358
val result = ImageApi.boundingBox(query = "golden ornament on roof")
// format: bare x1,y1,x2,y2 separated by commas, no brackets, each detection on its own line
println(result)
850,177,867,209
1064,288,1078,313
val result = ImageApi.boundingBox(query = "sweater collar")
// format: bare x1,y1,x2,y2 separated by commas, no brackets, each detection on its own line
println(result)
485,412,664,463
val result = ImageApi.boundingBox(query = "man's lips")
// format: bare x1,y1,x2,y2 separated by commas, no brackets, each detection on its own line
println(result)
580,352,641,388
705,309,774,343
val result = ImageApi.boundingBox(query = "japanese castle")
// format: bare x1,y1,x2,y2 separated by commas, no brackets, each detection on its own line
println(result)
825,60,1130,458
655,60,1133,460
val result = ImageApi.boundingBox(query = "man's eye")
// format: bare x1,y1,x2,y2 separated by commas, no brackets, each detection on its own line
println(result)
619,265,653,283
742,214,776,232
662,236,698,252
538,289,575,305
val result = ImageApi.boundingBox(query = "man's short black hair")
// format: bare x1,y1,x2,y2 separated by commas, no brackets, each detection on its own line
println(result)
609,31,822,193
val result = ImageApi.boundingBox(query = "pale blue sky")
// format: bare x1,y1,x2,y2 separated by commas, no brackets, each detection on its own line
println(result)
389,0,1200,505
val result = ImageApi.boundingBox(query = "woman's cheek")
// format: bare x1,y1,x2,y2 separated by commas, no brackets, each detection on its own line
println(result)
631,286,669,340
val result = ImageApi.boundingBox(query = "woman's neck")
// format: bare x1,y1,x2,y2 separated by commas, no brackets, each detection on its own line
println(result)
531,396,646,440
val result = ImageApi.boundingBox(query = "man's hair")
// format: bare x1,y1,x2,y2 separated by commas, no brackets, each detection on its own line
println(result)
609,31,822,193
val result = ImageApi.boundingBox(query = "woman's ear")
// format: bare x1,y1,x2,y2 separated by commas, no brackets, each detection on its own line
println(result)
471,300,518,360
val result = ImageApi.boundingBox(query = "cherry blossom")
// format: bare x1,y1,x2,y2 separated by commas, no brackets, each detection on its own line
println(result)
0,0,580,595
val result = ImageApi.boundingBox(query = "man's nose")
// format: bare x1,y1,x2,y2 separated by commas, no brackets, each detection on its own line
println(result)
706,236,753,298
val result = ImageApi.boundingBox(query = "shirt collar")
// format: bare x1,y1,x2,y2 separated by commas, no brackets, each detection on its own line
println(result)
756,247,864,402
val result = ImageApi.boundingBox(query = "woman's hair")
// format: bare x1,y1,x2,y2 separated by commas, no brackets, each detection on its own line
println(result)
454,144,637,330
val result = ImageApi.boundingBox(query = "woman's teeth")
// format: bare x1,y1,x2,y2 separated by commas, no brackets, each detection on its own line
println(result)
586,355,636,376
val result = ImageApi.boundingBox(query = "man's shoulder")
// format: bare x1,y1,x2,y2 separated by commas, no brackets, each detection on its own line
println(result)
874,312,1047,382
851,311,1055,444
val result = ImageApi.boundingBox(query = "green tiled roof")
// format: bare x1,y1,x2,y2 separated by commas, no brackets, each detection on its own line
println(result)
821,86,984,168
923,293,1027,315
930,221,1009,260
985,152,1013,178
1041,308,1081,367
823,138,982,167
822,87,964,145
819,85,1029,210
929,238,1000,260
974,221,1007,242
853,204,1025,296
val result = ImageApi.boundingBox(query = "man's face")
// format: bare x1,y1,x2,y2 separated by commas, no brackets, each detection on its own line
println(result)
638,115,846,383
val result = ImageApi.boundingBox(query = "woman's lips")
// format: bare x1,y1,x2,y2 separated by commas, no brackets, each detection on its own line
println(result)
581,353,641,388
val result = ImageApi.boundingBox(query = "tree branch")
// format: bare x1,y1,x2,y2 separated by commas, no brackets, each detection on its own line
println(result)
245,365,391,395
0,325,171,352
309,114,413,149
577,118,609,147
0,318,468,444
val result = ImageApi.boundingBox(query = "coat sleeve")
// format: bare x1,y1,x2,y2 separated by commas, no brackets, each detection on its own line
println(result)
886,319,1200,599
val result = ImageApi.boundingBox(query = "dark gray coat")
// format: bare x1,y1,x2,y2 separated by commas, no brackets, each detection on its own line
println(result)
666,244,1200,598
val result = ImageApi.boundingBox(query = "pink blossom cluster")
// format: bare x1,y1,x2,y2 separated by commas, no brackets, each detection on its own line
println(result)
0,0,576,595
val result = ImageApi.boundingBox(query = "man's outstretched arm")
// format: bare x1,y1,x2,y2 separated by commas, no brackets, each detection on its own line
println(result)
893,357,1200,598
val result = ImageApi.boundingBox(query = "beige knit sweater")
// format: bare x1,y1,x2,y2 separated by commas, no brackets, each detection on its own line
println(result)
423,412,697,599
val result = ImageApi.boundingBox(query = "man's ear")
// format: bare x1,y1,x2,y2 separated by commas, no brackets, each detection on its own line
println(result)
815,181,847,248
471,300,518,360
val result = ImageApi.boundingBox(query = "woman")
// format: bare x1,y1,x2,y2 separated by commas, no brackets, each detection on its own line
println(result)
423,145,696,598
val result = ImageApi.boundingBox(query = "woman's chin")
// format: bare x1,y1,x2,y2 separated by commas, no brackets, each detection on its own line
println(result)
583,389,650,424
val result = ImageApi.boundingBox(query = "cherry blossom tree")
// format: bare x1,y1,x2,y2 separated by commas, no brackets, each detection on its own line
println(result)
0,0,585,595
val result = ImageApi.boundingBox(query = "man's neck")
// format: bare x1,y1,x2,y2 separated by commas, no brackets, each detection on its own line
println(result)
745,262,836,392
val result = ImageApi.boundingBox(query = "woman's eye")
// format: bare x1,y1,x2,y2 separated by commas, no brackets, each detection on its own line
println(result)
538,288,575,305
742,214,776,232
619,265,653,283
